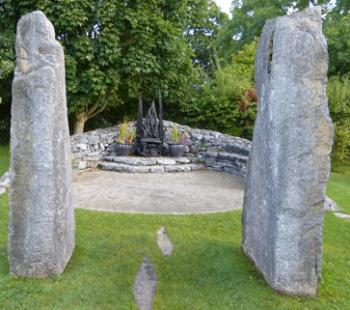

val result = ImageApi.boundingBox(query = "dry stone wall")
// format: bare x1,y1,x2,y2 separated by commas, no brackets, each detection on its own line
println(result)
70,121,251,177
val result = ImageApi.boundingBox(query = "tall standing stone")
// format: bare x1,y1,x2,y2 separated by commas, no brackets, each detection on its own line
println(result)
9,11,75,277
242,7,333,296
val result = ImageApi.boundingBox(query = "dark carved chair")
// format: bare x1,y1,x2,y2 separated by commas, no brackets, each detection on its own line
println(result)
135,93,164,157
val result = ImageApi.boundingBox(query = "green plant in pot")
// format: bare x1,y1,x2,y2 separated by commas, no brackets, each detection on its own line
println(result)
168,125,188,157
112,119,135,156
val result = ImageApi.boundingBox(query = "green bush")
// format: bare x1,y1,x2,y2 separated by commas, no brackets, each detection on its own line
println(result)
327,75,350,167
181,40,257,139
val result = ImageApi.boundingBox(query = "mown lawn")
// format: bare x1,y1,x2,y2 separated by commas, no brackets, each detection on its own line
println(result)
0,145,10,176
327,164,350,214
0,146,349,309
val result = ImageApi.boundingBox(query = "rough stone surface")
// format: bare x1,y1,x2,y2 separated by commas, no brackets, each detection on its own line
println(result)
156,227,173,256
242,7,333,296
9,11,75,277
98,158,205,174
74,170,244,214
134,257,157,310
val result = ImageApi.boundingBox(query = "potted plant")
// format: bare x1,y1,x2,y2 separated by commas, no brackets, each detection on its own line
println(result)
111,120,135,156
168,125,188,157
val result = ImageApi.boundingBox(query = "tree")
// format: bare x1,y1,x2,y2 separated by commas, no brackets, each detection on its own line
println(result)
181,40,257,138
216,0,331,62
185,0,228,76
0,0,123,134
324,12,350,75
0,0,202,134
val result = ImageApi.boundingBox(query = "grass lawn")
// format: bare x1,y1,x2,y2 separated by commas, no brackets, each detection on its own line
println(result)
327,164,350,214
0,146,349,309
0,145,10,176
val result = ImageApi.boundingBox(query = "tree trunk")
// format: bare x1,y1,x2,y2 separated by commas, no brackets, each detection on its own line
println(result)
73,112,88,134
73,103,107,134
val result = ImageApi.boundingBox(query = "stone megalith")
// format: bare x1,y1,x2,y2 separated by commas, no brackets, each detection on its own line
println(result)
242,7,333,296
9,11,75,277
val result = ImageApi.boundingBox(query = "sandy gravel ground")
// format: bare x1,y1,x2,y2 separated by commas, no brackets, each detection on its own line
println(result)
73,170,245,214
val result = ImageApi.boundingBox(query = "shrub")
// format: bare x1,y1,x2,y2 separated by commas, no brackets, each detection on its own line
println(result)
116,120,135,144
180,40,257,139
170,125,180,143
327,75,350,167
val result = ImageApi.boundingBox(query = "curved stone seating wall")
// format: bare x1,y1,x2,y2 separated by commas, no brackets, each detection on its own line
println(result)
70,121,252,177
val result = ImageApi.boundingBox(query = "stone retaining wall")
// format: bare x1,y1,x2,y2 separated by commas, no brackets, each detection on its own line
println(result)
70,121,252,177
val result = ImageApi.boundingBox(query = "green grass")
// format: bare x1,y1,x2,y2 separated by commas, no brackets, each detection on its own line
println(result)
0,144,10,175
327,164,350,214
0,196,349,309
0,146,349,309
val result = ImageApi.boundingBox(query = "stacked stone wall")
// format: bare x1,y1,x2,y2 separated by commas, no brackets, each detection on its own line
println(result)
70,120,251,176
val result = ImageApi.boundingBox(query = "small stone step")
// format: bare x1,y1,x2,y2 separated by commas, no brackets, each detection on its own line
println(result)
98,162,205,173
103,156,190,166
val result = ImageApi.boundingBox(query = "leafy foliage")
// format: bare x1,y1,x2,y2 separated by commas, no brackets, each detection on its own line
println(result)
216,0,331,62
324,12,350,75
170,125,180,143
327,75,350,165
0,0,205,133
116,120,135,144
181,40,257,139
185,0,229,76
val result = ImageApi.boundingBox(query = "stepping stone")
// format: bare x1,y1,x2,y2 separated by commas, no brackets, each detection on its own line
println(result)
334,213,350,220
324,196,338,212
156,227,173,256
134,257,157,310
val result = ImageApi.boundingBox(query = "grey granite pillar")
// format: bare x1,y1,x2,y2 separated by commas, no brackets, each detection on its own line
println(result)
242,6,333,296
9,11,75,277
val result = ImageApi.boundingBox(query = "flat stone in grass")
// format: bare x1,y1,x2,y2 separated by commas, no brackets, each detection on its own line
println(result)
324,196,338,212
134,257,157,310
9,11,75,277
334,213,350,220
156,227,173,256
